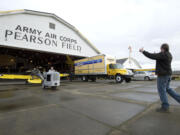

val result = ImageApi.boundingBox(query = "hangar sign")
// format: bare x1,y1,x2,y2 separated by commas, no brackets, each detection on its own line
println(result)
0,11,99,57
4,25,82,52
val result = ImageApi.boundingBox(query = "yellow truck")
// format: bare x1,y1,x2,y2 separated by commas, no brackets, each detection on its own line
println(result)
73,54,133,83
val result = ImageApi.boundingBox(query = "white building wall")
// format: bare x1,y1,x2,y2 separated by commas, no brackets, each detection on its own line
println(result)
123,59,141,69
0,13,98,57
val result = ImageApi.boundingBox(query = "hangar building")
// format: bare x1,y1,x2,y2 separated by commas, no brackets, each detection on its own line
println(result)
0,9,100,73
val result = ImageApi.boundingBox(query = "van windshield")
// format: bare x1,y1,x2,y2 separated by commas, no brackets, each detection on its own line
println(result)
109,64,123,69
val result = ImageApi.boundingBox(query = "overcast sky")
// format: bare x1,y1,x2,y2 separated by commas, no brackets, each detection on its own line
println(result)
1,0,180,70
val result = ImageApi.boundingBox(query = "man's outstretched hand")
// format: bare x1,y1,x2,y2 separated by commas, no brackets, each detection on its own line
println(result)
139,48,144,53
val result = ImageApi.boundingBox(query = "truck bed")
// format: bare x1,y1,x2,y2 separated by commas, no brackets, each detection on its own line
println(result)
74,55,108,75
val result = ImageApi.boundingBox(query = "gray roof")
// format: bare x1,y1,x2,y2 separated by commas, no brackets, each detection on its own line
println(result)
116,58,128,64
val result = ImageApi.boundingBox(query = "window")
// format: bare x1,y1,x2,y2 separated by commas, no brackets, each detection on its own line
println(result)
139,71,145,74
109,64,114,69
109,64,123,69
49,23,55,30
47,75,51,81
135,71,139,74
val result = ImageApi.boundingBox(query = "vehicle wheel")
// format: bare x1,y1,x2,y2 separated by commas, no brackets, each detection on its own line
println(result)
125,78,131,83
115,75,123,83
81,76,88,82
91,77,96,82
51,86,57,90
144,76,150,81
42,85,46,89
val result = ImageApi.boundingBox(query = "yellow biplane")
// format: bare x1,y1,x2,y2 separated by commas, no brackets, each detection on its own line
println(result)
133,68,155,72
0,73,69,84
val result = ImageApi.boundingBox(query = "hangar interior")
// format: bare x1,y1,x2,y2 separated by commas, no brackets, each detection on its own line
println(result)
0,46,82,74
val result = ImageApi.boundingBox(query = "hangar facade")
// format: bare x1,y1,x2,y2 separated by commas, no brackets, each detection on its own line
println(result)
0,9,100,73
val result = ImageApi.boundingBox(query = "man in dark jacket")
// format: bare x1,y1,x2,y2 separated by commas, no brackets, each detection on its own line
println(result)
140,43,180,112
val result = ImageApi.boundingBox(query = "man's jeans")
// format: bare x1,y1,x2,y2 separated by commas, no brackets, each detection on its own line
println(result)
157,75,180,109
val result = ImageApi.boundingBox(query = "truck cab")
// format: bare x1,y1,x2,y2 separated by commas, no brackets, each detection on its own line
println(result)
107,63,133,83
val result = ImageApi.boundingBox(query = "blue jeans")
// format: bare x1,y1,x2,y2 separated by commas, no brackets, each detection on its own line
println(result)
157,75,180,109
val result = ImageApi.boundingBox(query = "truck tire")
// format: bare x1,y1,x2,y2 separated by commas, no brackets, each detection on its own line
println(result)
91,77,96,82
125,78,131,83
115,75,123,83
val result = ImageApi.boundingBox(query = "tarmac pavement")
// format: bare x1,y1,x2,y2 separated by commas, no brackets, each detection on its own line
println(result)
0,80,179,135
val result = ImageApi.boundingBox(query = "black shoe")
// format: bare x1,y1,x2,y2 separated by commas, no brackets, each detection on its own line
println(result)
156,107,170,113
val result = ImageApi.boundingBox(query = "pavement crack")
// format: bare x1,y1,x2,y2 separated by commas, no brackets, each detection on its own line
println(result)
108,101,160,135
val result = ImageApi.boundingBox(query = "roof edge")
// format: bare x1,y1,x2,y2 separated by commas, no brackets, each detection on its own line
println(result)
0,9,25,14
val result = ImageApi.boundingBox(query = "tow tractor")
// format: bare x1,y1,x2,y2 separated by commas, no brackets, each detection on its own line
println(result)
42,71,60,90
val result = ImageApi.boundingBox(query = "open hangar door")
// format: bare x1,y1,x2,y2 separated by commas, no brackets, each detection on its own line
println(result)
0,46,82,74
